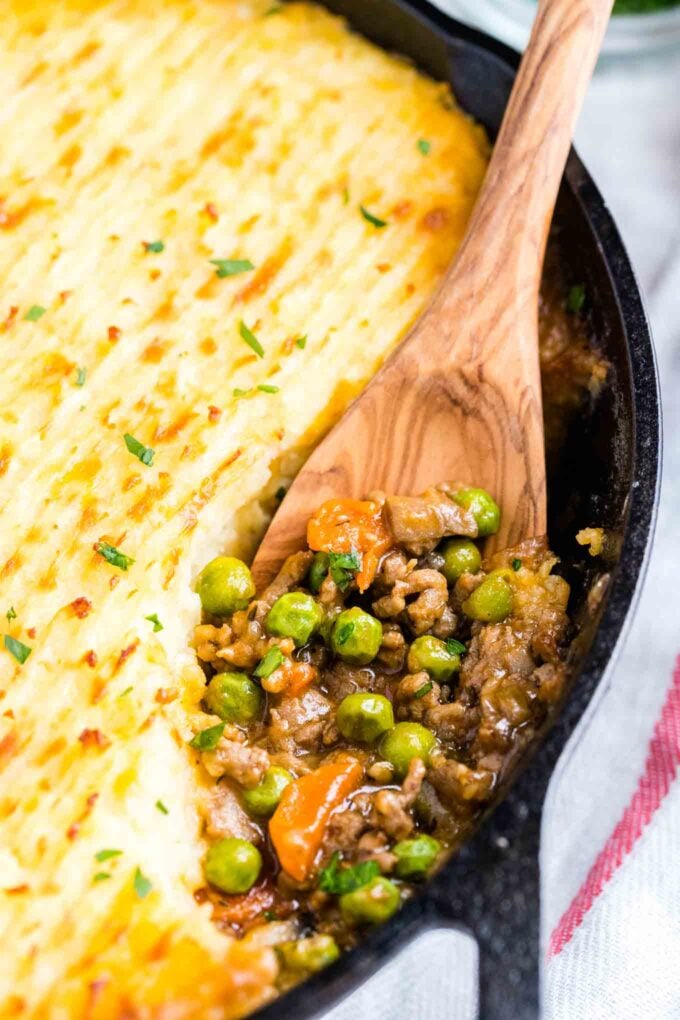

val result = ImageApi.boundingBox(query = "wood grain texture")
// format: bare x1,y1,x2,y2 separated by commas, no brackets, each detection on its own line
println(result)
253,0,613,589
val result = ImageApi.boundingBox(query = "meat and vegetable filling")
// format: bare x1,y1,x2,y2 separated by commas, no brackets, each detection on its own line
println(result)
189,483,570,985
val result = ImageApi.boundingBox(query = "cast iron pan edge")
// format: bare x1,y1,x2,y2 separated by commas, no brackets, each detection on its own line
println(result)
251,3,662,1018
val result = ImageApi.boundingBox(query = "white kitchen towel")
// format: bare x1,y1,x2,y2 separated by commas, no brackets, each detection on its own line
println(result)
541,37,680,1020
326,8,680,1019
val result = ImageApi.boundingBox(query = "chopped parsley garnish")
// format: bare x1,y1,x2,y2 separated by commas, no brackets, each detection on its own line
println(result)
118,686,133,698
275,486,287,502
265,3,283,12
254,645,284,678
329,550,361,591
417,138,431,155
155,800,169,815
143,240,165,253
95,848,123,862
95,541,135,571
93,872,111,882
123,433,155,466
239,320,265,358
318,853,380,894
257,384,279,394
75,367,87,387
133,867,152,899
295,335,307,349
24,305,46,321
566,283,586,314
189,722,225,751
210,258,255,278
342,187,350,206
413,681,434,700
3,635,31,664
233,387,252,398
263,909,277,921
446,638,466,657
512,558,522,571
5,606,16,623
334,621,355,646
359,205,388,229
145,613,163,632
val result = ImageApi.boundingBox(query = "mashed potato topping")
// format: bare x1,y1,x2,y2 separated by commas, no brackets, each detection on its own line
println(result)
0,2,488,1015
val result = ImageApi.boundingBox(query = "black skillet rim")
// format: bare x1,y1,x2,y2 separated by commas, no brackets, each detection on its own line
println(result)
249,2,662,1017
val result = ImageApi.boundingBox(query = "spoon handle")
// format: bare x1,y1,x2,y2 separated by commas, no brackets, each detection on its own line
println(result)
401,0,614,544
449,0,614,292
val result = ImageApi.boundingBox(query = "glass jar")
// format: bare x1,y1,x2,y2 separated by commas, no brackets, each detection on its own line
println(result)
443,0,680,58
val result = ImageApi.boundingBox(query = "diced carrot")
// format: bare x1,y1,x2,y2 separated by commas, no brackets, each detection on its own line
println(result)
269,757,363,882
306,498,392,591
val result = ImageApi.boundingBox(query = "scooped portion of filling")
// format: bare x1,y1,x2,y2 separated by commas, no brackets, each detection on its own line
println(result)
191,483,570,986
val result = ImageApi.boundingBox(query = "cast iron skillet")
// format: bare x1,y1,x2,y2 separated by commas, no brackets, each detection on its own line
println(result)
251,2,661,1017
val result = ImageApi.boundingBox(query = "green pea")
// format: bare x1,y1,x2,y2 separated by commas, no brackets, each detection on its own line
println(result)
407,635,460,682
453,487,501,537
241,766,293,817
336,692,394,743
277,934,340,973
309,552,330,594
196,556,255,617
462,573,513,623
393,834,441,879
265,592,324,646
204,672,263,724
339,876,400,926
380,722,436,778
204,837,262,894
440,537,482,583
331,607,383,666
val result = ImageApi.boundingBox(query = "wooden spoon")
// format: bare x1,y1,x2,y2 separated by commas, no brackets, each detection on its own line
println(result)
253,0,613,588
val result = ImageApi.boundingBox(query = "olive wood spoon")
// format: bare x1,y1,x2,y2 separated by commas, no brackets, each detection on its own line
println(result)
253,0,613,588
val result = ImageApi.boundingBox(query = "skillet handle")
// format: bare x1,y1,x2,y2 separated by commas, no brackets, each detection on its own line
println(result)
427,781,544,1020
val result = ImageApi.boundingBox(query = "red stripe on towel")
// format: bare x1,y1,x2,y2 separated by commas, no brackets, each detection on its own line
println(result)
549,656,680,957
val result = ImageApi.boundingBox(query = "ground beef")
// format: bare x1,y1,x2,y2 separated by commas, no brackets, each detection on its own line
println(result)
534,661,567,704
355,830,397,873
461,624,536,694
317,572,345,610
427,700,479,746
428,758,496,812
201,784,261,842
267,688,335,754
430,604,458,639
376,622,407,672
322,801,370,858
395,671,441,721
403,568,450,634
383,490,477,555
202,736,270,787
255,551,315,617
195,614,268,671
373,563,449,635
322,661,385,702
370,758,426,840
193,622,232,669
